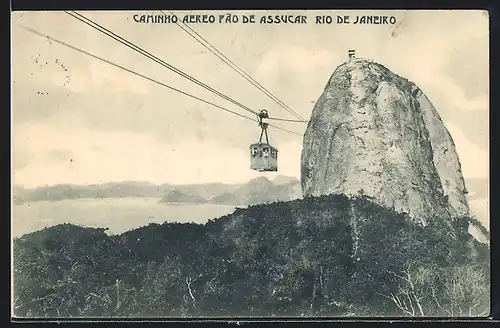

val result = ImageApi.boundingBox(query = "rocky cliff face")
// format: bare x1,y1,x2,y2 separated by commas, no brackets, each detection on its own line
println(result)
301,58,470,224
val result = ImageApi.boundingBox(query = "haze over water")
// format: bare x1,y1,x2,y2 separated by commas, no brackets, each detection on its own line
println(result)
12,198,237,238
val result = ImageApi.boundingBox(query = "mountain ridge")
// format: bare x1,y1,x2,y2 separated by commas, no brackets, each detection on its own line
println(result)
12,175,302,206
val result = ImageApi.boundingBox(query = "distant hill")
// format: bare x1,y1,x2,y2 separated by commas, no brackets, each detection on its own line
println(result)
13,185,26,205
272,175,300,185
209,177,301,205
173,183,242,200
12,176,301,206
13,181,165,202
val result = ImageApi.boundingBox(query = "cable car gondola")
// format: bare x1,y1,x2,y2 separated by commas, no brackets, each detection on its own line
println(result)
250,110,278,172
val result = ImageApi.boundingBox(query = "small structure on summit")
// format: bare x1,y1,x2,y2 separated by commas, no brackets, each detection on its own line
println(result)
348,49,356,62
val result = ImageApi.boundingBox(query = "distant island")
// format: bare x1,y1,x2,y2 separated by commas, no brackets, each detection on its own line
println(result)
12,176,303,207
159,190,207,204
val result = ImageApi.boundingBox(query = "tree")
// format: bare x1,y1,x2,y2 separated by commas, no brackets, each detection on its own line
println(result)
378,263,489,317
435,264,490,317
377,265,431,316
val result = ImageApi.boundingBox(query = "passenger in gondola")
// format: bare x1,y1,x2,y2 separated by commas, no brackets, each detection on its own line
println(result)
252,147,258,157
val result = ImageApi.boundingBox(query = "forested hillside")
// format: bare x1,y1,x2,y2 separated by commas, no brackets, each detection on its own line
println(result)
13,194,489,318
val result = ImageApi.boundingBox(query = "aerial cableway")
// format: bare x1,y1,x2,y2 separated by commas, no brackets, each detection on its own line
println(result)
163,9,308,123
21,11,309,172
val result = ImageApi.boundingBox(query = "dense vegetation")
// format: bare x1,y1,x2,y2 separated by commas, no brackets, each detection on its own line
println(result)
13,194,489,318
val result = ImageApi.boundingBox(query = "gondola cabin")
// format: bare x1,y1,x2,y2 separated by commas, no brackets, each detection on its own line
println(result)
250,143,278,172
250,109,278,172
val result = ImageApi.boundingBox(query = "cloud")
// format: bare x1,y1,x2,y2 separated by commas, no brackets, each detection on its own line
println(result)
11,14,152,96
275,140,302,179
382,36,488,115
443,37,489,100
256,45,338,76
375,11,489,118
468,198,489,230
251,45,340,119
12,47,151,96
12,122,302,187
58,62,147,95
420,75,488,114
404,49,488,114
11,100,486,189
446,122,489,179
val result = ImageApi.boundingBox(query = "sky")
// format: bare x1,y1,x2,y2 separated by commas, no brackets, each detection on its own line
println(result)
11,10,489,188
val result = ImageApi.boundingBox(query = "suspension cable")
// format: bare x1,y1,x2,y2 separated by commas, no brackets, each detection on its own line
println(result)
19,24,304,138
19,25,256,122
66,11,259,117
163,9,307,122
268,117,309,122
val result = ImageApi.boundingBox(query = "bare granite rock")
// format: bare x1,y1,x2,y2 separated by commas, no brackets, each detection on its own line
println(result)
301,58,470,224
